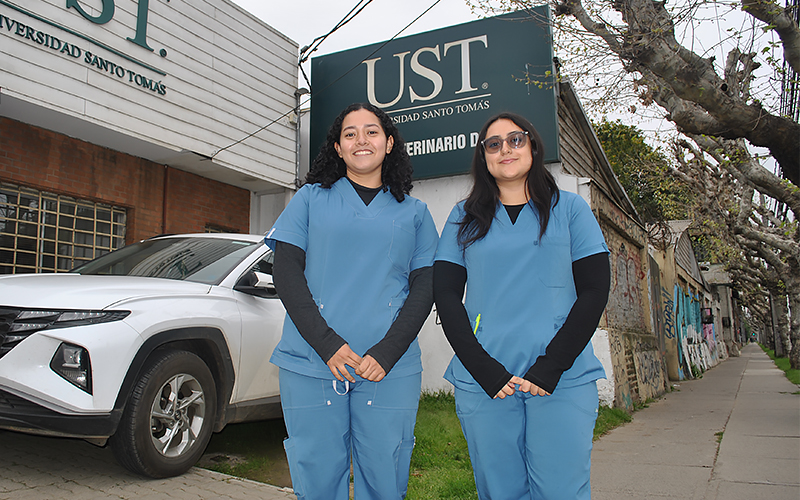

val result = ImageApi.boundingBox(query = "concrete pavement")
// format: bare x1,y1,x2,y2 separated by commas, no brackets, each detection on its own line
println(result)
592,342,800,499
1,342,797,499
0,429,296,499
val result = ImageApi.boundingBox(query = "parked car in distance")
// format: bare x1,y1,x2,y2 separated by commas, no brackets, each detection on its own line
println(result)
0,233,284,478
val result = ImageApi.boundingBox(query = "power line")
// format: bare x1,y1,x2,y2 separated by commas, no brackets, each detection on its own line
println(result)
307,0,443,102
212,0,443,160
299,0,373,65
298,0,374,88
213,0,375,159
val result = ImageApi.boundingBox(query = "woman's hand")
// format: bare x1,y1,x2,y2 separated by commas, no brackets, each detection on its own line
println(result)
516,377,551,396
494,376,522,399
355,355,386,382
327,344,363,382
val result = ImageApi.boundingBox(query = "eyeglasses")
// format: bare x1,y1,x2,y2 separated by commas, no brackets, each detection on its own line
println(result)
481,131,529,154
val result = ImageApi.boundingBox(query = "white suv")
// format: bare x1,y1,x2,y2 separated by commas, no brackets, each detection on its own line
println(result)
0,233,284,478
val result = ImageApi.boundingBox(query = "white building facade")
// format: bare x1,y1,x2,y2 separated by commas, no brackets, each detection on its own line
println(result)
1,0,299,272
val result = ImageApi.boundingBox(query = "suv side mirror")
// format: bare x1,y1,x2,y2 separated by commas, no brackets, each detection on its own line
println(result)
235,271,277,297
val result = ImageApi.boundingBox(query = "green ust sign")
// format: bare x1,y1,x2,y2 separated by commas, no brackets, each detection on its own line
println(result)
310,8,560,179
66,0,156,52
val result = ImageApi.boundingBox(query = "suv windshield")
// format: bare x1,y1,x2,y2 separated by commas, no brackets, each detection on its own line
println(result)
71,237,258,284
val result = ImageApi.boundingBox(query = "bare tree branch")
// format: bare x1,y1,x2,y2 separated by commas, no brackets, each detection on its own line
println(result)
555,0,800,184
688,134,800,216
741,0,800,74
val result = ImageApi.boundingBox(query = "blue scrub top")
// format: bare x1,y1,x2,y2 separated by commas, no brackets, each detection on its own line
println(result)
265,177,439,379
436,191,609,392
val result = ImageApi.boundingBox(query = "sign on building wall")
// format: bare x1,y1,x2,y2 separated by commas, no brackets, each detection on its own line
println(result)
0,0,298,190
1,0,168,95
310,8,558,179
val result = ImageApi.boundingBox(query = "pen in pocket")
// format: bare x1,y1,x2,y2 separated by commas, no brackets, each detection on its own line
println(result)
473,313,481,335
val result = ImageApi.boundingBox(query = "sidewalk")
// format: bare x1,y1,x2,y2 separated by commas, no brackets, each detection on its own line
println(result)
591,342,800,500
1,343,797,499
0,429,297,500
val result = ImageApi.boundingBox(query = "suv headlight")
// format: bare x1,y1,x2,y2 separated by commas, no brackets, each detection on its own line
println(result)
9,309,130,334
50,343,92,393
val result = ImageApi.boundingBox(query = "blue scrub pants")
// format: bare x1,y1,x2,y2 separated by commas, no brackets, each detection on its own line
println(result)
455,381,598,500
279,368,421,500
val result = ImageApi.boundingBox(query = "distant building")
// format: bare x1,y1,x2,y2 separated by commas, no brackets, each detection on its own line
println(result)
702,263,742,357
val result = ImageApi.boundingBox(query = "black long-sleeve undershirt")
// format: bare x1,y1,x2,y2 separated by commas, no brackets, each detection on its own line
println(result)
272,240,433,374
434,252,610,397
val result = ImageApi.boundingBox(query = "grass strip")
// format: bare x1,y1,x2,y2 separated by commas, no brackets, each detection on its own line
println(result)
201,391,642,496
759,344,800,386
407,391,477,499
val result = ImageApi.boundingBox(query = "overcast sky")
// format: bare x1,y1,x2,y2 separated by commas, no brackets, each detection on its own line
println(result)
230,0,480,86
227,0,776,155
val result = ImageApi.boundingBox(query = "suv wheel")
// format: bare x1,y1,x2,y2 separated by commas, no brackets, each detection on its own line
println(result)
110,350,217,478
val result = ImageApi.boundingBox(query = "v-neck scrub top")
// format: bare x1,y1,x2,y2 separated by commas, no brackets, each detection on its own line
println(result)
436,191,609,393
265,177,439,380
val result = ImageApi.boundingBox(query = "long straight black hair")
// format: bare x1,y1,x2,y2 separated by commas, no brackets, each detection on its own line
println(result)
305,102,413,202
457,112,559,249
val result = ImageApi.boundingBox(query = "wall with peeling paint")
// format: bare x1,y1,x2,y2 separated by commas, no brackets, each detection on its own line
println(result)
588,186,669,410
557,79,673,411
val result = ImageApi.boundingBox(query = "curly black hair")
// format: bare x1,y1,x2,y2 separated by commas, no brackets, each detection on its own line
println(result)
306,102,413,202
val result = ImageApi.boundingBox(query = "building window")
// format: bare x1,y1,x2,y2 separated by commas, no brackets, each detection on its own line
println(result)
0,183,127,274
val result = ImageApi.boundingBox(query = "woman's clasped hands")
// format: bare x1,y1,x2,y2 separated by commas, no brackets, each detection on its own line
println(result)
493,375,551,399
327,344,387,383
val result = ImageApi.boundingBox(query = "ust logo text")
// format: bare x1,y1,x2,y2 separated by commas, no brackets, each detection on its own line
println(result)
363,35,488,108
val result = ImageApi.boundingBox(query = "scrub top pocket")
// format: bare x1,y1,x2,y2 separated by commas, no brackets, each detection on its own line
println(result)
389,221,415,272
537,236,571,288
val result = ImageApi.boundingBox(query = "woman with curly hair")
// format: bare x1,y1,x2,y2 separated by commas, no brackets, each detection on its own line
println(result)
265,102,438,500
434,112,610,499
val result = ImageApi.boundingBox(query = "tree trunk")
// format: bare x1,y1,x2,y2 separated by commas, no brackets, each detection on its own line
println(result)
771,291,792,357
788,273,800,370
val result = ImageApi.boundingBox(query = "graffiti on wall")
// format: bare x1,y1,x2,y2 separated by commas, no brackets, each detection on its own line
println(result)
672,283,723,379
607,329,634,410
595,195,670,408
661,286,676,339
607,332,667,409
633,339,666,401
703,323,716,355
607,243,646,330
591,329,616,407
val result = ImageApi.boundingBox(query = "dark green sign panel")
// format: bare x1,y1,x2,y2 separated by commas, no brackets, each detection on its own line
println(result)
310,8,558,179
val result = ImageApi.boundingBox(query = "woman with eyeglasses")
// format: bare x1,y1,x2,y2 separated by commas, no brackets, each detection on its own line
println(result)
265,102,438,500
434,112,610,499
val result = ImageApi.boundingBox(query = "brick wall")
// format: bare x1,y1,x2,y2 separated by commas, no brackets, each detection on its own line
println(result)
164,168,250,235
0,117,250,242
